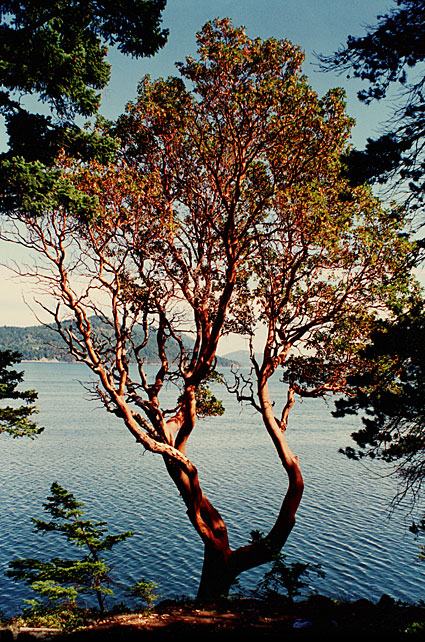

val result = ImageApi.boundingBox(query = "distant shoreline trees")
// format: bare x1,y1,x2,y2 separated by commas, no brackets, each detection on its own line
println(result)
0,321,235,365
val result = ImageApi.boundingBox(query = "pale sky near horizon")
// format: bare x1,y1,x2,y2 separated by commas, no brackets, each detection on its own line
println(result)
0,0,398,350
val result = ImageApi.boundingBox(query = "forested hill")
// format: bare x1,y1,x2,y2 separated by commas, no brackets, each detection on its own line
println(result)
0,321,235,366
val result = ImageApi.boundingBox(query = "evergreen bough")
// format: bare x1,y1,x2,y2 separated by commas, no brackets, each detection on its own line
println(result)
8,482,134,613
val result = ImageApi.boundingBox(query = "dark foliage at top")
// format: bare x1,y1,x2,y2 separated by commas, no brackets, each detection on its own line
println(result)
0,0,168,164
320,0,425,211
0,1,168,115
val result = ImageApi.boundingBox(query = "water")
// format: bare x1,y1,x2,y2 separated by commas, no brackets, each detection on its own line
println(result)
1,362,424,615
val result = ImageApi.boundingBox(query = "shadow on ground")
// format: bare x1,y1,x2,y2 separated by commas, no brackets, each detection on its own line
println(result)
43,595,425,642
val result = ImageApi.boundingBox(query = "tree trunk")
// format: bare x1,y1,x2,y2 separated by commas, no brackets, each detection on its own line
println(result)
193,453,302,600
196,505,298,601
197,544,235,601
163,382,304,602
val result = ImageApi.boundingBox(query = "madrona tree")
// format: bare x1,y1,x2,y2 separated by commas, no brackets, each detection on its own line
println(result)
1,19,417,599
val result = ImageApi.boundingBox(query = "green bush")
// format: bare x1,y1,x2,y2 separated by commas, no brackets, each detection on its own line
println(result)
250,530,325,602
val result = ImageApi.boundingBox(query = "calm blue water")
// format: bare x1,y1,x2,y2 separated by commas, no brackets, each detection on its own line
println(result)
1,362,424,615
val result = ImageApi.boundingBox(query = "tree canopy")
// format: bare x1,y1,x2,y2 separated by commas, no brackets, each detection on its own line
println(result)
319,0,425,212
0,0,168,161
1,18,418,599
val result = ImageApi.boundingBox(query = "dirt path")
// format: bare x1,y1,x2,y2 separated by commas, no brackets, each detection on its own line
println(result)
49,596,424,641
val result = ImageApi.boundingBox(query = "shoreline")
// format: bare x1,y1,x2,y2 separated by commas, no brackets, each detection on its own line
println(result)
2,595,424,640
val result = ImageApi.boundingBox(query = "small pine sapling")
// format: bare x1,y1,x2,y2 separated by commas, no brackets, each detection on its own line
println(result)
258,553,325,602
125,579,160,611
8,482,134,613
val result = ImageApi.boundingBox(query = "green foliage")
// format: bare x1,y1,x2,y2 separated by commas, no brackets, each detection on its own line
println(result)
125,579,160,610
7,482,134,613
0,0,168,141
1,156,102,217
12,601,88,632
0,349,42,438
195,370,225,418
404,620,425,636
250,530,325,602
195,385,225,418
26,579,79,605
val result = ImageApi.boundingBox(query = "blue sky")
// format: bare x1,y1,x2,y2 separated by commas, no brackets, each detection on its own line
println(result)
1,0,395,328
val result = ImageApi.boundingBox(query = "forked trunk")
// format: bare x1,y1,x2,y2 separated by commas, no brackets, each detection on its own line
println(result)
196,507,298,601
165,379,304,602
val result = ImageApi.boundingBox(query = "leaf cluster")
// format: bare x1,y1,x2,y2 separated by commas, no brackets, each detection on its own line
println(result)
13,599,87,631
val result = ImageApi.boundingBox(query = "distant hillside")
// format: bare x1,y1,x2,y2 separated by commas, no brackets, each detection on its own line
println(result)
0,320,234,367
221,349,261,367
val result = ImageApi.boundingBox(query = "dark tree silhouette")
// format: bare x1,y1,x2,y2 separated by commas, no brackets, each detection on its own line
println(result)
319,0,425,212
0,350,41,439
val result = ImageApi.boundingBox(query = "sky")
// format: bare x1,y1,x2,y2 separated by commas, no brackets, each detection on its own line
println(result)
0,0,395,334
